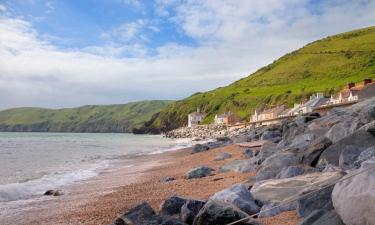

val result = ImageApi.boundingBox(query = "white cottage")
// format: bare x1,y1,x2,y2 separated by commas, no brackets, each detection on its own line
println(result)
188,108,206,127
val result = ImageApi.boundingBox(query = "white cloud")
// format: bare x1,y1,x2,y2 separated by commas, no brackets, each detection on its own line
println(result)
0,4,7,13
1,1,375,109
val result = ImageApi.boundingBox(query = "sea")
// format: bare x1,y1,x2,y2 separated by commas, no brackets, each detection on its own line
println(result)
0,132,193,203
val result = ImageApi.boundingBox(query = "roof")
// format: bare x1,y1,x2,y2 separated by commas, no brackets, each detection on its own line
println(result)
259,105,286,115
216,111,234,118
301,95,328,108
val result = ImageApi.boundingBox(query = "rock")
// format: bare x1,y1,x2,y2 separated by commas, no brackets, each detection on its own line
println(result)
338,146,360,170
192,200,263,225
260,130,281,141
209,184,260,215
256,141,279,163
44,190,63,196
160,196,187,217
186,166,214,179
298,210,345,225
191,144,210,154
255,152,300,181
317,128,375,167
251,172,343,216
353,146,375,168
160,176,176,183
219,160,257,173
297,186,334,217
276,166,317,179
301,137,332,166
180,199,206,225
214,152,232,161
243,148,254,158
291,133,316,148
138,215,188,225
213,177,224,181
115,202,155,225
332,159,375,225
258,202,296,218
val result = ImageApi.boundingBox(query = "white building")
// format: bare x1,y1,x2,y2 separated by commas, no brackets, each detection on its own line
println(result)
298,93,328,114
188,108,206,127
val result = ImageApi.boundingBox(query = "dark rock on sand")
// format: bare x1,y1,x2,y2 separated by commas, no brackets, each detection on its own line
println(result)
160,196,187,217
219,159,257,173
115,202,155,225
160,176,176,183
191,144,210,154
297,186,334,217
44,190,63,196
138,215,188,225
193,200,263,225
214,152,232,161
209,184,260,215
243,148,254,158
180,199,206,225
186,166,214,179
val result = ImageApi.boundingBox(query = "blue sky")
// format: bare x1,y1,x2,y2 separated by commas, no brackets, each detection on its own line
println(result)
0,0,375,109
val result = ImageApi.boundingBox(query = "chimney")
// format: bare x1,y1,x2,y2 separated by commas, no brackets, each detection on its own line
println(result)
347,82,355,89
364,78,373,85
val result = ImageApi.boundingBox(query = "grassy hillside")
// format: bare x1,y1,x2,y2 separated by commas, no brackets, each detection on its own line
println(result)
0,100,173,133
137,26,375,133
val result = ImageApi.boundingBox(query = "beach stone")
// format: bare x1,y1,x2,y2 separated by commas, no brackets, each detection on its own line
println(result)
214,152,232,161
186,166,214,179
115,202,155,225
219,159,257,173
332,159,375,225
160,176,176,183
191,144,209,154
297,186,334,217
209,184,260,215
243,148,254,158
255,152,300,181
192,200,263,225
180,199,206,225
251,172,343,216
160,196,187,217
301,137,332,166
298,210,345,225
275,166,317,179
44,190,63,196
317,128,375,167
260,130,281,141
258,202,297,218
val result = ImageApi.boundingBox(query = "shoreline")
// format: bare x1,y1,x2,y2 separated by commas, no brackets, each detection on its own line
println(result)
0,144,301,225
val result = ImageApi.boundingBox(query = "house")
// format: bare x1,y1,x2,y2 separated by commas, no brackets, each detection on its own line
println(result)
251,105,287,123
188,108,206,127
283,103,302,116
358,78,375,99
214,111,240,125
329,79,374,104
298,93,328,114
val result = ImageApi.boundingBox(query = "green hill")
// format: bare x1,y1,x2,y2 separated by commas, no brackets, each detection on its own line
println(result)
0,100,173,133
136,26,375,133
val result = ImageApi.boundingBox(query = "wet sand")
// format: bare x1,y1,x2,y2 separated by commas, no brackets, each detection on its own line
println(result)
0,144,301,225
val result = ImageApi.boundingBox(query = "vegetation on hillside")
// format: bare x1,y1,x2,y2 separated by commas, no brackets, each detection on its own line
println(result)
0,100,173,133
137,26,375,133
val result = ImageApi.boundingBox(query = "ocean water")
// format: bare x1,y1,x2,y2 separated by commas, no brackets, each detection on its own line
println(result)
0,132,192,202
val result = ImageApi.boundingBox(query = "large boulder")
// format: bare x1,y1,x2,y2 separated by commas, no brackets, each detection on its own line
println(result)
301,137,332,166
115,202,156,225
297,186,334,217
332,160,375,225
192,200,263,225
276,166,318,179
317,128,375,167
214,152,232,161
325,119,361,144
160,196,187,217
191,144,209,154
255,152,300,181
353,146,375,168
291,133,316,148
180,199,206,225
298,210,344,225
219,160,257,174
186,166,214,179
251,172,343,216
209,184,260,215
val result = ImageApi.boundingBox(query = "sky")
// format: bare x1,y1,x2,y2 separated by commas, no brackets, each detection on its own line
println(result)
0,0,375,109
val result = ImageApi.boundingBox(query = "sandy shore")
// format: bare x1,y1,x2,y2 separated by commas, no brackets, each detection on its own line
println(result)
1,144,301,225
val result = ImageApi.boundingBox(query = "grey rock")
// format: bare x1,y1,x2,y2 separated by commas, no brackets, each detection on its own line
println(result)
231,135,253,143
209,184,260,215
258,202,297,218
191,144,209,154
298,210,344,225
180,199,206,225
291,133,316,148
276,166,317,179
192,200,263,225
332,159,375,225
243,148,254,158
160,196,187,217
260,130,281,141
44,189,63,196
138,215,188,225
255,152,300,181
353,146,375,168
160,177,176,183
301,137,332,166
115,202,155,225
186,166,214,179
297,186,334,217
214,152,232,161
339,146,360,170
219,160,257,173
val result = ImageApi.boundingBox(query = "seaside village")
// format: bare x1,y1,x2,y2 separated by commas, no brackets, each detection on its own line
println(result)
187,78,375,128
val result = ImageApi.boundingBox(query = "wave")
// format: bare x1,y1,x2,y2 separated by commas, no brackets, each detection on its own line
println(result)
0,160,108,202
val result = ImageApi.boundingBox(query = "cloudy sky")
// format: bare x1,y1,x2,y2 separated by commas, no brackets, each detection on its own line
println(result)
0,0,374,109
